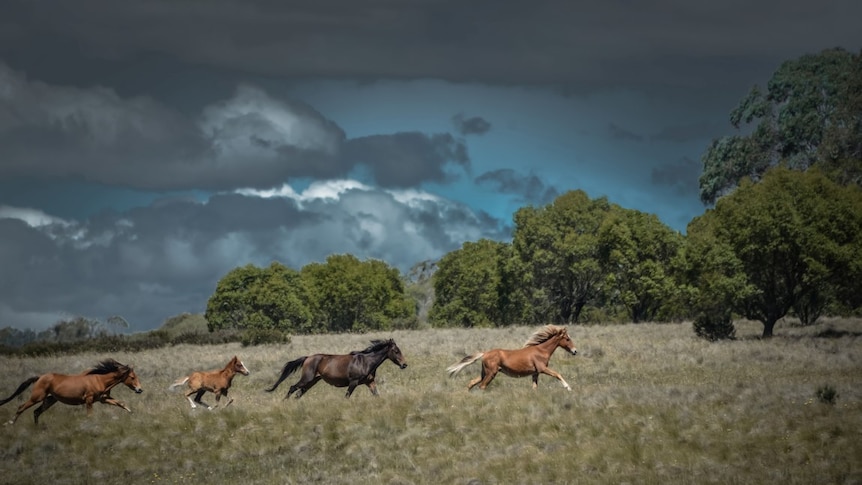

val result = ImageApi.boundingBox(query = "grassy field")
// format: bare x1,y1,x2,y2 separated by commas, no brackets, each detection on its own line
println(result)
0,319,860,484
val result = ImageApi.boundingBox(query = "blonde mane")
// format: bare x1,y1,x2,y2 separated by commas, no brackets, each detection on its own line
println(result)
523,325,567,347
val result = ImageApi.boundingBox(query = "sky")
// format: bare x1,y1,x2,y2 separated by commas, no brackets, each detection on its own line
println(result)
1,0,860,333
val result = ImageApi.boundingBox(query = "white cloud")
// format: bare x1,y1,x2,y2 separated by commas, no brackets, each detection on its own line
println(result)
0,184,506,332
0,205,72,228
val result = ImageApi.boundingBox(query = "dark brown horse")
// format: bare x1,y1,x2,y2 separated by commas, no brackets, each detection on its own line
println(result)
169,355,250,409
265,339,407,399
0,359,143,425
447,325,578,391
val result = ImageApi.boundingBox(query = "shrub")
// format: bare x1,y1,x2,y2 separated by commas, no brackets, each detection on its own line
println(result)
816,385,839,405
240,328,292,347
693,311,736,341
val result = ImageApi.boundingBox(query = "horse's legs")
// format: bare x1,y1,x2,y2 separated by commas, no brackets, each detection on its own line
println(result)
345,380,360,398
33,395,57,424
538,366,572,391
100,394,132,412
531,373,539,389
194,389,212,409
289,376,321,399
7,393,44,425
366,381,379,396
221,388,234,407
476,363,499,390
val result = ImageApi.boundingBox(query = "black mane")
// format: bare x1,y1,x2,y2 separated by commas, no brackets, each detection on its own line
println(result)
351,339,393,355
85,358,129,375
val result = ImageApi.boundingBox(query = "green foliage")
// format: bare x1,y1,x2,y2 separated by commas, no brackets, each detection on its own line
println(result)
687,168,862,337
302,254,416,332
511,190,614,324
206,262,313,332
240,327,292,346
429,239,509,327
693,311,736,342
700,48,862,204
158,312,210,339
597,208,684,323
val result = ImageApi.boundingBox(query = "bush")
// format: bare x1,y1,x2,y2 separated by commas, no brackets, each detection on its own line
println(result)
171,330,242,346
240,328,292,347
693,311,736,342
816,385,839,405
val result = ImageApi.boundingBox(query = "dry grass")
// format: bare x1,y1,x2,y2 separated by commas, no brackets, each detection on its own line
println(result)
0,319,860,484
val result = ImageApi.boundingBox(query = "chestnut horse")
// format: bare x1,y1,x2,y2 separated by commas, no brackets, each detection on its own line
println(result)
169,355,250,409
265,339,407,399
0,359,143,425
447,325,578,391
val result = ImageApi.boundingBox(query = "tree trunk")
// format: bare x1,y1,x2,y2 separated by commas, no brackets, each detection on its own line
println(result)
761,318,777,338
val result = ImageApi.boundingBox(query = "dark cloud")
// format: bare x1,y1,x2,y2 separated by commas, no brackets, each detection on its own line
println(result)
1,1,859,97
607,123,644,142
344,132,470,187
0,65,479,192
453,113,492,136
651,157,701,197
0,67,348,190
476,169,559,205
651,121,729,143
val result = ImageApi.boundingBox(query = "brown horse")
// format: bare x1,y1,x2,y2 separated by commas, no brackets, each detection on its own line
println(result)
265,339,407,399
0,359,143,425
447,325,578,391
169,355,250,409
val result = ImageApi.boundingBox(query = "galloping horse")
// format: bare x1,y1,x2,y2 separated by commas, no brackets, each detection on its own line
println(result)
265,339,407,399
0,359,143,425
169,355,250,409
447,325,578,391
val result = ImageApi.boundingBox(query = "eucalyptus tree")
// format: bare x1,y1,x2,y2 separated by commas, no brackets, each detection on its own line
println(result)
597,208,684,323
700,48,862,204
429,239,510,327
205,262,312,332
511,190,613,323
301,254,415,332
688,168,862,337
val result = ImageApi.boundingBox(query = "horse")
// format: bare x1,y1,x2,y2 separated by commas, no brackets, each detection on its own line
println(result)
447,324,578,391
0,359,143,425
169,355,250,409
265,339,407,399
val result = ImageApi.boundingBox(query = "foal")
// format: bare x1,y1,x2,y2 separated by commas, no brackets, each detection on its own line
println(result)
169,355,249,409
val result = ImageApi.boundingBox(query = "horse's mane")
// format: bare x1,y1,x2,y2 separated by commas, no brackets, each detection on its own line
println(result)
523,325,567,347
85,359,129,375
352,339,393,354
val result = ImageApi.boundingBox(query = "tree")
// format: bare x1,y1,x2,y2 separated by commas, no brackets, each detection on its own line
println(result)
700,48,862,204
511,190,612,323
689,167,862,337
205,262,312,332
301,254,415,332
597,208,683,323
429,239,509,327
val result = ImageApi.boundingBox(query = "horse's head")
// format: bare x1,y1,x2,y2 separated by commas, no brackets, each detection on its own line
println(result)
122,367,144,394
558,330,578,356
232,356,251,376
386,340,408,369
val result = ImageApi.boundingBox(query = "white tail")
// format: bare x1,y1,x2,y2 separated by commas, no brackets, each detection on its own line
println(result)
447,352,484,376
168,376,189,390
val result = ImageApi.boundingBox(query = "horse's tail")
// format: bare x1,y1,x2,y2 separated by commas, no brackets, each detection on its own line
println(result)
447,352,484,377
168,376,189,390
265,356,306,392
0,376,39,406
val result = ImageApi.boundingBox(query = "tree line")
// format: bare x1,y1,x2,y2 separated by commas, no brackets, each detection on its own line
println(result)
203,48,862,339
2,48,860,344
